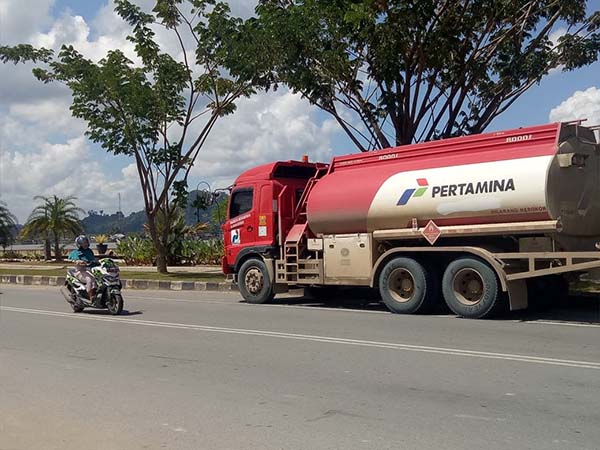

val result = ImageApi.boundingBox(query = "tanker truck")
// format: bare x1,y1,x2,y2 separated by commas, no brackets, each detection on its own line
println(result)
222,121,600,319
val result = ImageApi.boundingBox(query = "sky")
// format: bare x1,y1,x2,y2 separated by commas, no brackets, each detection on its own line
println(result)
0,0,599,223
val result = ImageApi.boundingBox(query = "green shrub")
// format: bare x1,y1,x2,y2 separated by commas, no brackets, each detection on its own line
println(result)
27,251,45,261
116,236,222,266
116,236,156,265
0,249,21,260
174,239,223,265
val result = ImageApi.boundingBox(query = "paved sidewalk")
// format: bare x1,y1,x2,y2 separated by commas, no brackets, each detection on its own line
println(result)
0,263,222,273
0,274,235,291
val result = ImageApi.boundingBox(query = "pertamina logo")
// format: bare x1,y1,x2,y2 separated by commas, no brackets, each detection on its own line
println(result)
397,178,428,206
397,177,516,206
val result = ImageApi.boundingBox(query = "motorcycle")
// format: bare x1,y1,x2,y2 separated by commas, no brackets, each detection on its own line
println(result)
61,258,124,315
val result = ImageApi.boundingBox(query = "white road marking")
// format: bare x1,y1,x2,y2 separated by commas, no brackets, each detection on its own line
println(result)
3,285,599,326
454,414,492,421
454,414,506,422
517,320,600,329
2,306,600,370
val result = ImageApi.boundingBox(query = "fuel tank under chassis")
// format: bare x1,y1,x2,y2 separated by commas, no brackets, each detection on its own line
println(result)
306,123,600,249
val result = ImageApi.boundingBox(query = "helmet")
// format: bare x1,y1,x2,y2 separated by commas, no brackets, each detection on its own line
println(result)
75,235,89,247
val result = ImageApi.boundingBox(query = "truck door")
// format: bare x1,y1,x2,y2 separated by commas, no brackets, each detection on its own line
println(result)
224,187,256,266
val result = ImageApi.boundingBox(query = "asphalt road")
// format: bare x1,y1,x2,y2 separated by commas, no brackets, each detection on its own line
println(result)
1,285,599,450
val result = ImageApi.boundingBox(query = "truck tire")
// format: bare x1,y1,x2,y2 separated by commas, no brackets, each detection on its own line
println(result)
379,257,437,314
238,258,275,304
442,256,504,319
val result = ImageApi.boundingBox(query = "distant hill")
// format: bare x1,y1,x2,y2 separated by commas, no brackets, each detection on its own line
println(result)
82,190,227,235
82,210,147,235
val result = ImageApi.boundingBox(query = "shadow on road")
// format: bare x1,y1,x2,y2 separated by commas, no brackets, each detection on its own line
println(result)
271,291,600,324
510,296,600,324
84,309,144,316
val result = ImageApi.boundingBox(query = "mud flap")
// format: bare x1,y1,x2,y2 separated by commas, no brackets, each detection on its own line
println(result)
507,279,528,311
264,257,288,294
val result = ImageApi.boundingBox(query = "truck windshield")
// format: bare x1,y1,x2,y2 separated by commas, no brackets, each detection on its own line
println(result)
229,189,253,219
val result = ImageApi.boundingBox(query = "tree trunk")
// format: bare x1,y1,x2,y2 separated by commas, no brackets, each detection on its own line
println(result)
44,237,52,261
156,248,168,274
146,213,168,274
53,232,62,261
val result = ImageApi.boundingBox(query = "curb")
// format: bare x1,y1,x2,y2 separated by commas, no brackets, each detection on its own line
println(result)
0,274,237,292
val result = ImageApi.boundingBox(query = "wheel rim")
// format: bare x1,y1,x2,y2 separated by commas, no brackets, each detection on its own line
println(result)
388,268,415,303
245,267,264,295
453,268,485,305
108,294,118,312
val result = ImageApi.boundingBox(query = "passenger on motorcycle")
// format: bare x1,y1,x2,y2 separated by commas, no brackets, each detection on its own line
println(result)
68,235,98,300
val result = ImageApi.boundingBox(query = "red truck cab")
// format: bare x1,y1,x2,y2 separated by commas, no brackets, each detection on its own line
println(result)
222,160,327,275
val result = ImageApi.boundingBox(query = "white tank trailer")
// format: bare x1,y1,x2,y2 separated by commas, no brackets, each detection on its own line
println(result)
306,122,600,251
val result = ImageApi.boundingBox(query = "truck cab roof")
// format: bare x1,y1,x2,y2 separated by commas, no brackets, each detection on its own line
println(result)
234,160,327,185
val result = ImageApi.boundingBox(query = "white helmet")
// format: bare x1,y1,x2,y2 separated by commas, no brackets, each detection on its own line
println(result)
75,235,89,247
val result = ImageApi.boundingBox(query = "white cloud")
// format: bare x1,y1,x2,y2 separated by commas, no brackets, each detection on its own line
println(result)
8,98,85,134
549,87,600,137
0,0,339,224
0,135,143,222
33,11,138,63
0,0,54,44
189,89,337,189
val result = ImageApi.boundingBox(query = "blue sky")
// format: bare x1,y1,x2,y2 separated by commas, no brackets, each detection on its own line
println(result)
1,0,599,222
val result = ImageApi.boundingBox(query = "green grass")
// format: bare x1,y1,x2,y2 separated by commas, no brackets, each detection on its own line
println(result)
0,268,225,282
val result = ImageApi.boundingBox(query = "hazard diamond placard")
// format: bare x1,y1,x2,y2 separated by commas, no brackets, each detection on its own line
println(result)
421,220,441,245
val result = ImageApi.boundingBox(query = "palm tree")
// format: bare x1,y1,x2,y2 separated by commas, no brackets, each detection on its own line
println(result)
144,205,208,266
21,195,84,261
0,201,17,249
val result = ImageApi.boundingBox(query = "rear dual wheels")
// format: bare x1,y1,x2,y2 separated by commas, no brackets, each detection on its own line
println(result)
442,257,505,319
379,255,505,319
379,257,438,314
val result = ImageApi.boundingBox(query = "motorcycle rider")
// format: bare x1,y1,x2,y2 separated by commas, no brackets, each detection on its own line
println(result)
68,235,98,301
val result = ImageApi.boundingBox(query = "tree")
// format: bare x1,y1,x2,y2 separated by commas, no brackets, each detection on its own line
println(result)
190,190,228,234
0,201,17,250
143,204,207,265
241,0,600,150
20,195,84,261
1,0,269,273
210,194,229,232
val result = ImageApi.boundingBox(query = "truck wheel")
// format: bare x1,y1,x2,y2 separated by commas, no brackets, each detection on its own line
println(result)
442,257,504,319
238,258,275,304
379,257,437,314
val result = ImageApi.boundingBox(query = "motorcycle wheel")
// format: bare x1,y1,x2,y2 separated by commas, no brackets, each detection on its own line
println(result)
65,286,84,313
107,292,124,315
